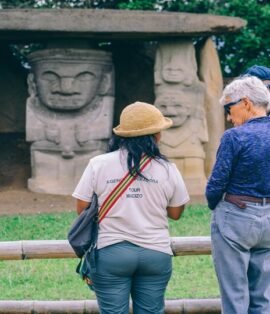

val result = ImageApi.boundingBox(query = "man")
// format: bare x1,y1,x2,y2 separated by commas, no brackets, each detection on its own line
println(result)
206,76,270,314
244,65,270,90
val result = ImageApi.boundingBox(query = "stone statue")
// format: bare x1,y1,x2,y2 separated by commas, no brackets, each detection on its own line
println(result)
154,41,198,89
26,48,114,195
154,40,208,195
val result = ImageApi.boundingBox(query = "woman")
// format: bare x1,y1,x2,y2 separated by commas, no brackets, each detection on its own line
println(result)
206,76,270,314
72,101,189,314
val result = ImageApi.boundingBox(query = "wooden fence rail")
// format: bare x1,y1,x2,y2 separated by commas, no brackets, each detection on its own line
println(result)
0,299,221,314
0,237,211,260
0,237,220,313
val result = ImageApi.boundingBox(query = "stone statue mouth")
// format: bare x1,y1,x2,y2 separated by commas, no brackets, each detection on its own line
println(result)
169,115,189,126
164,73,183,78
46,97,86,109
48,96,84,103
50,94,82,98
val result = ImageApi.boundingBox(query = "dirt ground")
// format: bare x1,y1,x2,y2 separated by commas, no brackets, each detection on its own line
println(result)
0,133,205,216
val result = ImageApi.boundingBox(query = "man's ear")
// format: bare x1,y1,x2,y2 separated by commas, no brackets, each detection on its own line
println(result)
243,97,253,111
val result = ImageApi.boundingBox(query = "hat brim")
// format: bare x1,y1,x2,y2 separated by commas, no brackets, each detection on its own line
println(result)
113,117,173,137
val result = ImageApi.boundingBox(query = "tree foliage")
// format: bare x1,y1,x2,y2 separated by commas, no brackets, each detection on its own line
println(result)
1,0,269,76
162,0,270,76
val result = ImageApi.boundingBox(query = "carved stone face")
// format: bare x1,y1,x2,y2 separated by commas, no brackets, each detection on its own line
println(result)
162,63,186,84
33,62,103,110
161,52,194,84
154,93,193,127
155,41,198,87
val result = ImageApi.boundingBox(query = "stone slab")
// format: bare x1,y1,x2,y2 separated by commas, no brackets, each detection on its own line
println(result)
0,9,246,41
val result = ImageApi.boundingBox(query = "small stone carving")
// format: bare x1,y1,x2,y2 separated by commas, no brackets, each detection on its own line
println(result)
154,40,208,195
26,48,114,195
154,41,199,89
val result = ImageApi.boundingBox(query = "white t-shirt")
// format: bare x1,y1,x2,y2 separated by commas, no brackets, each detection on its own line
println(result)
72,149,189,255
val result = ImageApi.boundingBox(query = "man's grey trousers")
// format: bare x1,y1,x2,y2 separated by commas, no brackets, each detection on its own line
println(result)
211,200,270,314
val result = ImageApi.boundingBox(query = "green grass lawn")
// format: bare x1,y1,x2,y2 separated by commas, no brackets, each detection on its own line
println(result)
0,205,220,300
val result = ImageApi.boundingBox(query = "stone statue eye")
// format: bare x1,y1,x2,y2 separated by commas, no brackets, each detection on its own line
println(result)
42,72,58,81
76,72,94,81
158,103,167,109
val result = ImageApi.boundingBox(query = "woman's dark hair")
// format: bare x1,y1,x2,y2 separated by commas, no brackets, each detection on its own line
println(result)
108,134,168,179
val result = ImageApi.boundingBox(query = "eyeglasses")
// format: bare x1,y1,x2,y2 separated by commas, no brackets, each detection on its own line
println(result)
223,98,243,115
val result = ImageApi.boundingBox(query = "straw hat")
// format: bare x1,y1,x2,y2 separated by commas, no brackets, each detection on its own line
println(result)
113,101,173,137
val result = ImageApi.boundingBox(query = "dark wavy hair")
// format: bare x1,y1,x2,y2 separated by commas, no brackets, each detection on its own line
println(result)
108,134,168,179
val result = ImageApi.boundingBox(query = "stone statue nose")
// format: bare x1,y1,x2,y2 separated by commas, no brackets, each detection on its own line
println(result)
59,77,76,95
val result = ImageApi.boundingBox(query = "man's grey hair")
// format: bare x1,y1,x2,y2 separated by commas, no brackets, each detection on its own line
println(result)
220,76,270,111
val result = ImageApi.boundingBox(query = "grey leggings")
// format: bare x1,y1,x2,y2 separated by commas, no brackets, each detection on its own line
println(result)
89,241,172,314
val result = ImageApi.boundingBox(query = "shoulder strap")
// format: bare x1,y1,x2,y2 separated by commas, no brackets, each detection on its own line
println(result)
98,155,152,223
